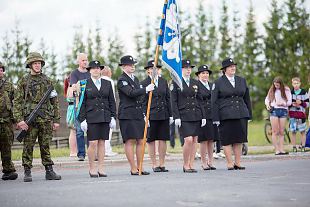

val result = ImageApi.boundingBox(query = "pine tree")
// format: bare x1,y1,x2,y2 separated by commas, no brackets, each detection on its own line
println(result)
195,0,208,66
66,25,85,71
39,38,49,64
242,1,264,119
11,21,27,82
94,22,104,64
87,29,94,61
141,19,156,79
106,30,125,80
179,11,196,62
134,25,143,61
48,47,62,94
282,0,310,84
263,0,286,81
205,10,218,76
232,8,243,65
218,0,231,60
1,32,14,82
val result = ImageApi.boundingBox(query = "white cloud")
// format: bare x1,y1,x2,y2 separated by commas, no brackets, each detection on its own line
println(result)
0,0,309,62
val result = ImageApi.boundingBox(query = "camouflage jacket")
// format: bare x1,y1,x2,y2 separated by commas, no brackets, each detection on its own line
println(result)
13,73,60,124
0,78,14,123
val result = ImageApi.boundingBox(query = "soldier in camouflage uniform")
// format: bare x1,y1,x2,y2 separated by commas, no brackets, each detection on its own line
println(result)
0,62,18,180
13,52,61,182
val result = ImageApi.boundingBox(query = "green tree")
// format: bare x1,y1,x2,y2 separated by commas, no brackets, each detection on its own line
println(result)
218,0,231,60
282,0,310,84
179,10,196,62
232,8,243,65
66,25,85,71
205,10,218,76
11,21,30,82
263,0,286,82
1,32,14,81
87,29,94,61
94,22,105,64
47,48,62,94
106,30,125,80
195,0,208,66
241,1,264,119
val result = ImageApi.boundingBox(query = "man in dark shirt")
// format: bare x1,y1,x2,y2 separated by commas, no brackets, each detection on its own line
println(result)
70,53,90,161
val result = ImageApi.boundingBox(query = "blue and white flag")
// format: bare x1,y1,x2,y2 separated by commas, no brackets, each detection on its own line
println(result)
157,0,183,90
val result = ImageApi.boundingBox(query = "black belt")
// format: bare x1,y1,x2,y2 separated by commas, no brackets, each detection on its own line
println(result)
68,102,74,105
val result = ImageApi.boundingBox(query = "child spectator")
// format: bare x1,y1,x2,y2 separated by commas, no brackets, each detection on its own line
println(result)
289,77,309,152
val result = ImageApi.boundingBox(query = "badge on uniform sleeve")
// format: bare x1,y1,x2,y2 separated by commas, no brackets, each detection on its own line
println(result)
211,84,215,90
122,81,128,86
140,85,143,88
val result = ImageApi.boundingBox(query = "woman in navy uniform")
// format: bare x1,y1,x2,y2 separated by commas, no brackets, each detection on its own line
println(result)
196,65,219,170
211,58,252,170
117,55,154,175
141,60,173,172
78,60,116,178
171,59,206,173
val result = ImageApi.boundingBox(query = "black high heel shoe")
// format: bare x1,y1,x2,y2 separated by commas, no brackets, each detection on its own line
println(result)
159,166,169,172
207,164,216,170
130,171,139,176
89,172,98,178
233,164,245,170
98,172,107,177
183,167,196,173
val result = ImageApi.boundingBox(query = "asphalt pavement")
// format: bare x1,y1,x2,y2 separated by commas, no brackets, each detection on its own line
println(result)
1,151,310,207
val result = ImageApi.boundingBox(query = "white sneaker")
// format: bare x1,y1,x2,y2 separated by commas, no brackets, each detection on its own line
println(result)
213,152,219,159
195,152,201,159
105,152,118,157
217,152,226,158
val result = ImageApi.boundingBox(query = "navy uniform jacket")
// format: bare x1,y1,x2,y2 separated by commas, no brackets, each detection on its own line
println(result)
198,81,213,120
211,75,252,122
78,78,116,123
140,76,172,120
171,78,206,121
117,72,146,120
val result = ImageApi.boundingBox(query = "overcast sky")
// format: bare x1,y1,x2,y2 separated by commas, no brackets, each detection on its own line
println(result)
0,0,309,60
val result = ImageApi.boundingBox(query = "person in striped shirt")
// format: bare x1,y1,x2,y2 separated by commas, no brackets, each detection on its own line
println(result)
289,77,309,152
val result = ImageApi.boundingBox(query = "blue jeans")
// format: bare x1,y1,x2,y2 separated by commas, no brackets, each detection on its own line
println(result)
74,109,85,158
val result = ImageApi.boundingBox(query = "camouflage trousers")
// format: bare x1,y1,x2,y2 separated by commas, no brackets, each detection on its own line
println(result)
0,122,16,173
22,121,54,168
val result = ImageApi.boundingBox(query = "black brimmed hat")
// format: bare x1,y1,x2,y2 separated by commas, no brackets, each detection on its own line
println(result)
144,60,162,69
221,58,237,70
119,55,137,66
195,65,212,76
182,60,195,68
86,60,104,70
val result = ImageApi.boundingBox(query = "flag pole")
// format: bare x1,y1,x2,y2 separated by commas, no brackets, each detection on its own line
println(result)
138,1,167,175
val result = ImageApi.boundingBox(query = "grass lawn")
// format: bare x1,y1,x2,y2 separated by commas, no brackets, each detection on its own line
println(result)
11,120,296,161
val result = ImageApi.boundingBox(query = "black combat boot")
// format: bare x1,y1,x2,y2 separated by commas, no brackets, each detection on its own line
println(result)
2,171,18,180
45,165,61,180
24,167,32,182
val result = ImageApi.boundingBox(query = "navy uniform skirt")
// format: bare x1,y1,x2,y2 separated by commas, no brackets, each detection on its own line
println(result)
87,122,110,141
218,118,248,146
179,121,201,138
147,119,170,143
119,119,144,143
198,120,219,143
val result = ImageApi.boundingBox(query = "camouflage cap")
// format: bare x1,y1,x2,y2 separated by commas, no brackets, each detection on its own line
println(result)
25,52,45,68
0,61,5,71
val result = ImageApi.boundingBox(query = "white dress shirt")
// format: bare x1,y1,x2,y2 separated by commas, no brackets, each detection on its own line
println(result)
92,77,101,90
226,75,235,88
200,80,210,90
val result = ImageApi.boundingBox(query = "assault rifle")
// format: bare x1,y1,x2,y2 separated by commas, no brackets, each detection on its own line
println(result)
15,85,53,142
